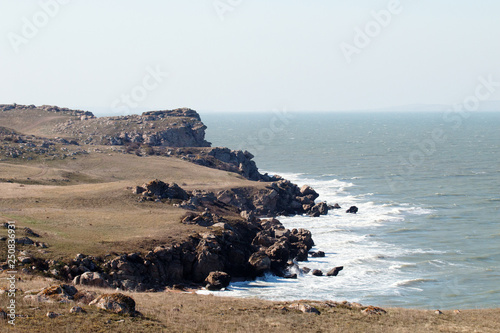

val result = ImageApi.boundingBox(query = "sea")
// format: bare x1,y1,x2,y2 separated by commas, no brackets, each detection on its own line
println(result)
200,111,500,310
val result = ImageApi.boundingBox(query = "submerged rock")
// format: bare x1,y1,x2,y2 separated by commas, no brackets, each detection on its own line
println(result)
326,266,344,277
346,206,358,214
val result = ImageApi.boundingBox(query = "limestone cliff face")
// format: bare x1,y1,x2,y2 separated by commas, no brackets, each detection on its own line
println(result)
52,108,211,147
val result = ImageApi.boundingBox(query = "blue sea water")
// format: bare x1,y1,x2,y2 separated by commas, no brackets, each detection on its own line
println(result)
201,111,500,310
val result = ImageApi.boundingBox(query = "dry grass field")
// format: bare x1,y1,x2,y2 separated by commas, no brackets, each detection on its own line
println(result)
0,151,265,259
1,274,499,333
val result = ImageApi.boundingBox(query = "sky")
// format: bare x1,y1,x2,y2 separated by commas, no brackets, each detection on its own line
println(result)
1,0,500,115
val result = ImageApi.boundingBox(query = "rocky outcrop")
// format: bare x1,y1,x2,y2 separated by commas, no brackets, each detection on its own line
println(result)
215,180,322,216
51,108,211,147
178,147,277,182
0,104,94,118
135,180,189,201
56,217,314,291
135,177,324,218
25,284,78,303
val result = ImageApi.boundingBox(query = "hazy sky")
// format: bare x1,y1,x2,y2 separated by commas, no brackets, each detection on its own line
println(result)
1,0,499,115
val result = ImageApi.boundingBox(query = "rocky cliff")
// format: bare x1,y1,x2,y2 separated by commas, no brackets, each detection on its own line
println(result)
59,217,313,291
51,108,211,147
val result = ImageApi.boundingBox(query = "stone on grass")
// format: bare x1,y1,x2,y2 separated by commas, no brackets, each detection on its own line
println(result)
70,306,86,314
361,306,387,315
89,293,136,316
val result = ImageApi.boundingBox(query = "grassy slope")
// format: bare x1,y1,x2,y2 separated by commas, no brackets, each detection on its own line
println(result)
0,151,266,260
0,109,76,138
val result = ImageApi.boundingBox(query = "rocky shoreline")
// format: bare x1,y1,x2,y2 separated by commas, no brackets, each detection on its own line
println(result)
0,104,339,294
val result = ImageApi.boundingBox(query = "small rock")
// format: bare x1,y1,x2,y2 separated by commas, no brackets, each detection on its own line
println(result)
289,303,320,315
301,267,311,274
362,306,386,315
70,306,86,314
326,266,344,277
312,269,323,276
310,251,325,258
46,311,61,318
346,206,358,214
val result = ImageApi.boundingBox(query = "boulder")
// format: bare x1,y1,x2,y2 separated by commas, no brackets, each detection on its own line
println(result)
346,206,358,214
73,290,97,305
72,272,109,288
252,231,276,247
248,252,271,274
331,203,341,209
141,180,189,200
326,266,344,277
309,202,329,217
299,185,319,200
309,251,325,258
192,249,224,282
16,237,34,245
36,284,78,302
312,269,323,276
89,293,137,316
204,271,231,290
